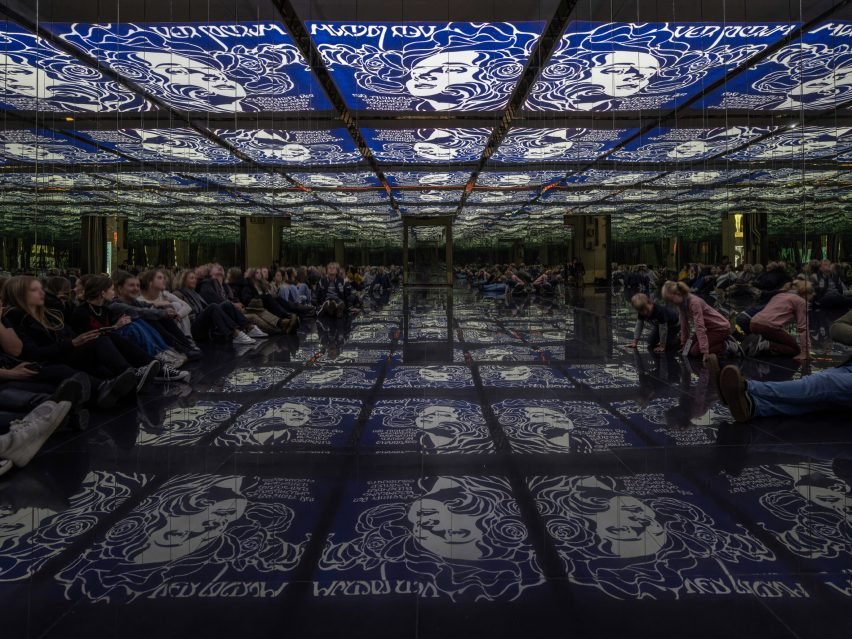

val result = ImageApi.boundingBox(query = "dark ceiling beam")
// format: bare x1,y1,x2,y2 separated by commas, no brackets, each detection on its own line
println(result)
454,0,579,216
268,0,401,213
14,110,852,132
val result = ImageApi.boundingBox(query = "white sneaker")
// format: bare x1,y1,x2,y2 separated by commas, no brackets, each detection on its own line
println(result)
155,349,187,368
233,331,257,345
3,401,72,467
247,326,268,339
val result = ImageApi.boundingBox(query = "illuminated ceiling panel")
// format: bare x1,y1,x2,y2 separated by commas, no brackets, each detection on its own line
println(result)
476,171,564,187
0,172,113,188
52,22,332,112
384,171,471,187
169,190,246,204
393,190,463,204
610,189,687,202
101,191,181,205
399,205,458,215
526,22,794,112
725,126,852,160
187,173,290,188
651,169,753,187
316,190,389,204
0,21,153,112
466,190,534,205
290,172,382,187
310,21,543,112
492,127,630,163
701,22,852,111
0,129,124,164
538,189,609,203
100,172,203,187
216,129,361,165
610,126,776,162
363,128,489,163
78,128,237,163
239,191,316,205
564,169,662,186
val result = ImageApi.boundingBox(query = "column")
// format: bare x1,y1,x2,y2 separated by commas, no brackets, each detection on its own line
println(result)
334,239,345,266
174,240,191,269
744,212,768,265
80,215,106,274
564,214,611,285
513,239,524,265
445,222,453,286
240,216,287,269
402,223,409,286
539,244,550,266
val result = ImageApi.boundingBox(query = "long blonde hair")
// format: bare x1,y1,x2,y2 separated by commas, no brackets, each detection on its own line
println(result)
1,275,65,331
661,280,690,302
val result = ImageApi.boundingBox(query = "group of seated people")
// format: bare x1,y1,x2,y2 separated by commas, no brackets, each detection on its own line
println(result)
0,261,398,477
458,263,567,295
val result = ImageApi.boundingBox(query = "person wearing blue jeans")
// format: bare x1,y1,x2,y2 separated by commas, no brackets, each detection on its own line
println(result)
720,358,852,422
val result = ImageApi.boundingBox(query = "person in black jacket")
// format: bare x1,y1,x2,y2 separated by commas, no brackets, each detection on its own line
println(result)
173,270,257,345
811,259,851,309
316,262,359,319
627,293,681,353
1,276,136,408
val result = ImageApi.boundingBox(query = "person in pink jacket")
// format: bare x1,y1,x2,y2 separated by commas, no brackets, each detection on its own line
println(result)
662,281,735,363
742,280,812,361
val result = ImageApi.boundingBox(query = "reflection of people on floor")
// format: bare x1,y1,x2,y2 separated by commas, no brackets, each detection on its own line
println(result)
741,280,812,360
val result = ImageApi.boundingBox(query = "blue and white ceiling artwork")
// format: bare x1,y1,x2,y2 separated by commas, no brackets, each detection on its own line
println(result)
363,128,490,163
466,190,535,205
170,190,245,204
316,190,389,204
310,21,543,112
392,189,463,204
492,127,629,162
525,21,795,112
701,22,852,110
563,169,663,186
610,126,775,162
51,22,332,111
190,172,291,188
0,21,153,112
538,189,609,203
725,126,852,160
216,129,361,165
241,191,317,206
291,172,382,187
384,171,471,187
0,172,113,188
0,129,124,164
103,172,204,188
476,171,565,187
77,128,238,163
651,169,752,187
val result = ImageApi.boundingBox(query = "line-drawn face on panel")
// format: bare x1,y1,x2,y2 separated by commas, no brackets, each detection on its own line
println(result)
587,51,662,97
405,51,482,103
136,479,248,564
406,478,486,560
139,51,246,108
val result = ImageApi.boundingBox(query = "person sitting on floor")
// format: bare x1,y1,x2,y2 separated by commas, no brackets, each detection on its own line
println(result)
1,276,136,409
316,262,359,319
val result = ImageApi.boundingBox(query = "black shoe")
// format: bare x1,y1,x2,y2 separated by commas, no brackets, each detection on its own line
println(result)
185,349,203,362
96,370,136,410
135,360,162,393
335,303,345,319
48,373,90,406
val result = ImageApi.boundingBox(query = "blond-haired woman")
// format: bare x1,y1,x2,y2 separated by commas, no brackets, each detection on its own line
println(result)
661,281,734,363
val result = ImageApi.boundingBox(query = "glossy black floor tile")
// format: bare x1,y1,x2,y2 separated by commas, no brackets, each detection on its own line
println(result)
1,285,850,639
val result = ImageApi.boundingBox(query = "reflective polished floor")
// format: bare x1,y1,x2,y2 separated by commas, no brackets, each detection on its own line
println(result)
2,286,851,639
